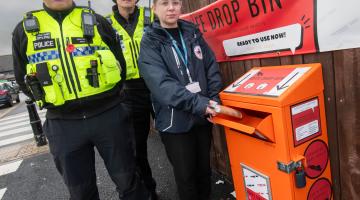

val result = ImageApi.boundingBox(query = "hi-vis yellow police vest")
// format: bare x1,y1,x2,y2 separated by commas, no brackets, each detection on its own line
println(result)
107,7,153,80
24,8,121,107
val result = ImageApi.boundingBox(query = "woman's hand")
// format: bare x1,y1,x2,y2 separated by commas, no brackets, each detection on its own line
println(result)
205,106,216,116
205,100,218,123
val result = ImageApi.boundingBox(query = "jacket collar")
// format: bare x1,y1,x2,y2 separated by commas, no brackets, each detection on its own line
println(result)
147,19,201,45
43,3,76,24
112,5,139,25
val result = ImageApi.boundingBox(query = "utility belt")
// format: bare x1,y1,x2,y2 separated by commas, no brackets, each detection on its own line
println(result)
123,78,148,90
26,50,121,108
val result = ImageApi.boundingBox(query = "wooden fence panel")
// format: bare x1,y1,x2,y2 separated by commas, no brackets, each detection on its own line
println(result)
303,52,341,200
333,49,360,200
211,124,233,180
244,59,260,71
280,55,304,65
260,57,281,67
230,61,246,81
184,0,210,12
219,62,234,87
212,62,233,178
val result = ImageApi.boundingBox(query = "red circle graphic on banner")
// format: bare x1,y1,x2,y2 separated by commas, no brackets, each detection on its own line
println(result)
304,140,329,179
307,178,332,200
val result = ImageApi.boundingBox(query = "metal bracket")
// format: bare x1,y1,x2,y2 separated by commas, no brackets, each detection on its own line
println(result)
277,161,302,174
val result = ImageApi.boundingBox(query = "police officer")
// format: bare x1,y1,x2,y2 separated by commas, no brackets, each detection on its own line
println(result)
107,1,157,199
12,0,149,199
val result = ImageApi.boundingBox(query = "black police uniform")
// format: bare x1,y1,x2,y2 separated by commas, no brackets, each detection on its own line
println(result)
12,4,149,200
111,5,157,197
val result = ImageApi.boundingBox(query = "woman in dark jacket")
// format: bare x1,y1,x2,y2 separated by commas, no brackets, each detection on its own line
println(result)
138,0,222,199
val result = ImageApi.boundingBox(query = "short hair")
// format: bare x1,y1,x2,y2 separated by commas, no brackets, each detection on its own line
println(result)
112,0,140,4
153,0,182,4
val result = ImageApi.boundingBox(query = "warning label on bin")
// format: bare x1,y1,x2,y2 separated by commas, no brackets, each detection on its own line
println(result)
307,178,332,200
291,98,322,146
304,140,329,178
246,188,267,200
241,164,272,200
224,67,310,97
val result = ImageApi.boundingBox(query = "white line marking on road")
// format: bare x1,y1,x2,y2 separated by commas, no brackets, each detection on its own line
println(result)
0,103,19,119
0,113,29,122
0,126,32,138
0,134,33,148
0,117,45,134
0,110,46,123
0,188,6,199
0,114,45,126
0,117,28,127
0,160,23,177
0,122,30,132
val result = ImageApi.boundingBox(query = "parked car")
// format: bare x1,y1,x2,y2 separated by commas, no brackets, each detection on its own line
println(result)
10,81,20,93
0,82,20,107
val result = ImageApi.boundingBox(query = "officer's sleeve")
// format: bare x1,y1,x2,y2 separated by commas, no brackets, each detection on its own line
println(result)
138,36,210,117
199,35,223,103
12,21,34,99
95,14,127,82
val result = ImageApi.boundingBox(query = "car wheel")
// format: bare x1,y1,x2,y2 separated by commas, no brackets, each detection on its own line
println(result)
16,96,20,103
7,99,13,107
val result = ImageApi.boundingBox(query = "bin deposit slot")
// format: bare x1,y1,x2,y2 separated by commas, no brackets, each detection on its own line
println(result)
213,108,275,142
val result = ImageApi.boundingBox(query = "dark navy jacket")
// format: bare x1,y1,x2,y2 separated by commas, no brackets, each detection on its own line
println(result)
138,20,222,133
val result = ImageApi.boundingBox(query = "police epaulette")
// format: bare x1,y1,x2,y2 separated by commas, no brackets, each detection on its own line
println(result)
25,9,43,17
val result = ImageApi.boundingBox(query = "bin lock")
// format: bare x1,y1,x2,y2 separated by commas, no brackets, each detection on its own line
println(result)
277,156,305,174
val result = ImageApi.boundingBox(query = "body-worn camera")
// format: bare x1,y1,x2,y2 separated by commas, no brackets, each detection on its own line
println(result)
24,13,40,33
82,11,95,38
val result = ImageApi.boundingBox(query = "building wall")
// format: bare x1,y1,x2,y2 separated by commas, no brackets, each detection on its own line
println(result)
0,55,14,80
0,55,13,73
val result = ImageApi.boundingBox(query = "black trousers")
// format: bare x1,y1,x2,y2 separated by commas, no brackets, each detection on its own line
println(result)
43,103,149,200
123,80,156,194
161,124,212,200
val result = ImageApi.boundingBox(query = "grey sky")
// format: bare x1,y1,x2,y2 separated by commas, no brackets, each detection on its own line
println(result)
0,0,151,56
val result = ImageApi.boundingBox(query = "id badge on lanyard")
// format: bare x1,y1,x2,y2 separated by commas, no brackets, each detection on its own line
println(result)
166,29,202,93
186,82,201,93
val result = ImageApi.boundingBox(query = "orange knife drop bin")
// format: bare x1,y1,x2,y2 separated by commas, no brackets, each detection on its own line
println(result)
213,64,332,200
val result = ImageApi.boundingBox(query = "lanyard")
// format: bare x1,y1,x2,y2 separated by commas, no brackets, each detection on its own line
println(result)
165,29,193,82
165,29,188,66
